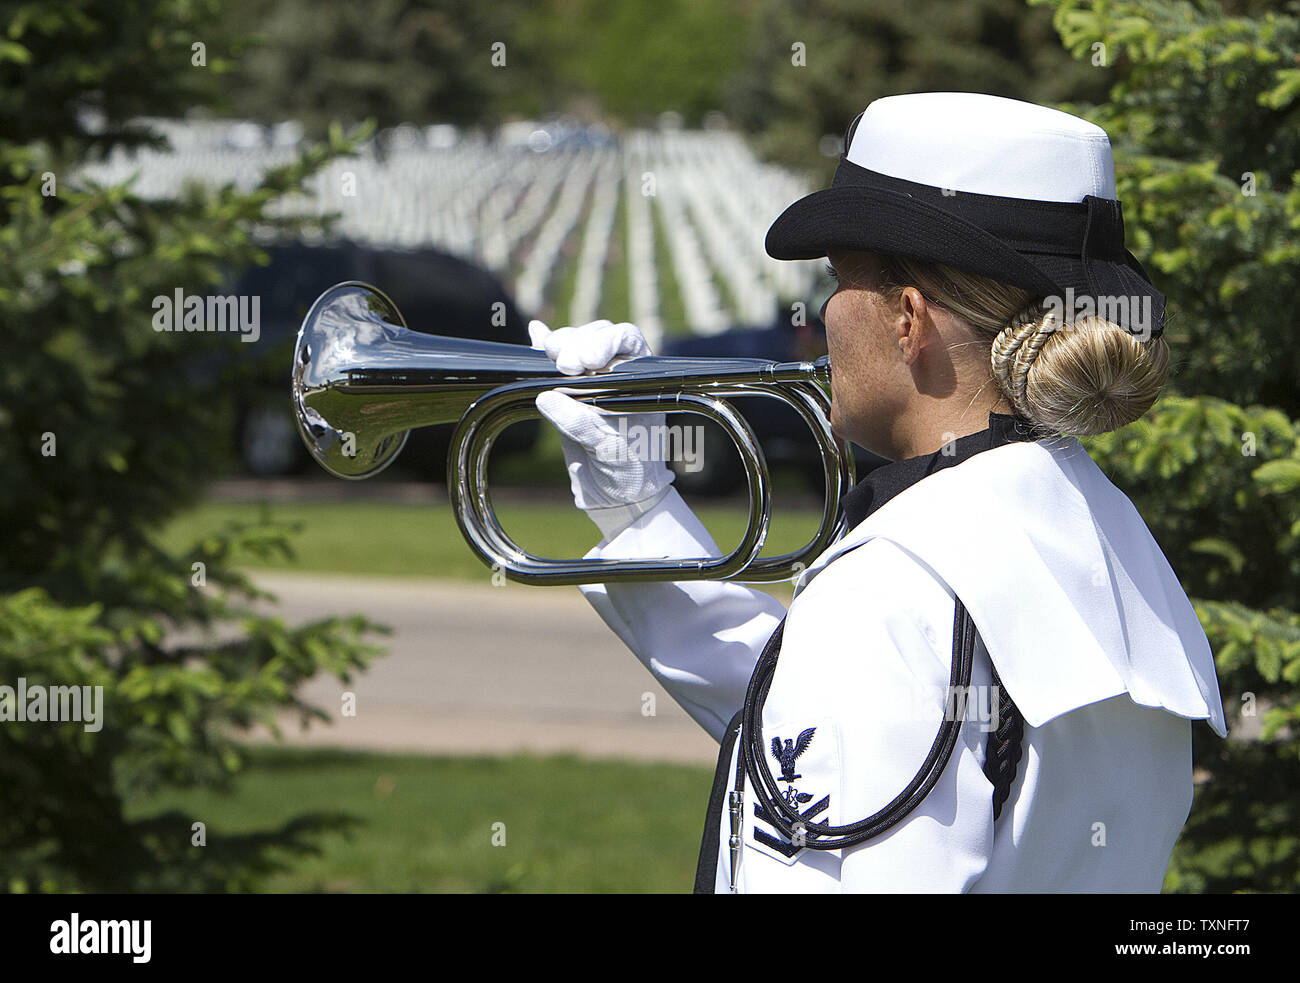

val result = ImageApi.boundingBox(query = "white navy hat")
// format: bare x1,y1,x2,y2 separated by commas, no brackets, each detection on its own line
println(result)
766,92,1164,336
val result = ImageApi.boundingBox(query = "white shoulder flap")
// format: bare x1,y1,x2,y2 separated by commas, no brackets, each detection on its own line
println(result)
797,437,1228,737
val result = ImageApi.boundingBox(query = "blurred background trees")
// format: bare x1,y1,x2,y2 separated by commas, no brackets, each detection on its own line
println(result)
729,0,1109,179
209,0,1106,174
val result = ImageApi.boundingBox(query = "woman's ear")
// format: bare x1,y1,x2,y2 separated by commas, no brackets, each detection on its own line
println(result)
896,286,932,364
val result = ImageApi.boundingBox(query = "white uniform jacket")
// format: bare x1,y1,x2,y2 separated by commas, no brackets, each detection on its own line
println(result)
578,420,1227,892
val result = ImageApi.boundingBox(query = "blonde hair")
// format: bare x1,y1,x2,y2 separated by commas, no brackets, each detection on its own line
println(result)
875,254,1169,436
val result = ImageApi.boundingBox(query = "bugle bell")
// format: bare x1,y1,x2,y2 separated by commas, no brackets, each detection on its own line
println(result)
291,281,854,585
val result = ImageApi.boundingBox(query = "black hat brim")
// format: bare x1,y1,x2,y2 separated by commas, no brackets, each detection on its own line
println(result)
765,161,1166,337
765,185,1061,297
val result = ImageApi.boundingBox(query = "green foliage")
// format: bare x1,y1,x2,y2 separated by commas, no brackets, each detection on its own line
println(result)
1037,0,1300,892
1086,397,1299,603
0,1,385,891
1,0,230,155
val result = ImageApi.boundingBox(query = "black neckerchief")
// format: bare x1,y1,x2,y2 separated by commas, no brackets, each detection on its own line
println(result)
692,410,1039,893
840,412,1039,529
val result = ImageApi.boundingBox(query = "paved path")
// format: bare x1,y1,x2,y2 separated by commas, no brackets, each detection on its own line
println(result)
244,572,725,765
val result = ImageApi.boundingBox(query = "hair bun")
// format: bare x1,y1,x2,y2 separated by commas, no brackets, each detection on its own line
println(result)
990,305,1169,436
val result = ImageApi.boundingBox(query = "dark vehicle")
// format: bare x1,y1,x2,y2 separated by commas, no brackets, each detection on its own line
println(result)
658,317,885,496
226,242,537,479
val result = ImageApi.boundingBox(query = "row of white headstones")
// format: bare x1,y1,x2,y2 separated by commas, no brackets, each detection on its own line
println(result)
80,123,823,349
385,131,820,348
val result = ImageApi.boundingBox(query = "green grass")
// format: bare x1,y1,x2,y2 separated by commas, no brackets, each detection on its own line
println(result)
124,746,714,893
649,188,688,337
159,495,819,590
603,178,631,324
546,183,594,328
710,264,739,323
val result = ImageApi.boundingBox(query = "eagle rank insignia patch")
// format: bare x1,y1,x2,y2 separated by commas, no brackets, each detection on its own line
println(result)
749,721,840,865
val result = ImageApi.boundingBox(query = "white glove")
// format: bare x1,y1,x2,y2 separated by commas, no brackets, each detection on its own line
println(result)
529,319,674,537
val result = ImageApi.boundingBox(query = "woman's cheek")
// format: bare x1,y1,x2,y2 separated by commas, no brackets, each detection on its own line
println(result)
823,301,861,436
827,358,868,442
828,387,847,438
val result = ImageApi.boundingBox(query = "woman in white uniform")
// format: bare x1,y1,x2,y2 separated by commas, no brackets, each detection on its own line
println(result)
529,92,1227,893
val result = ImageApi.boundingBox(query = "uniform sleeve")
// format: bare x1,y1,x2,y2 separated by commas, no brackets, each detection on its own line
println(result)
576,487,787,742
754,539,997,892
